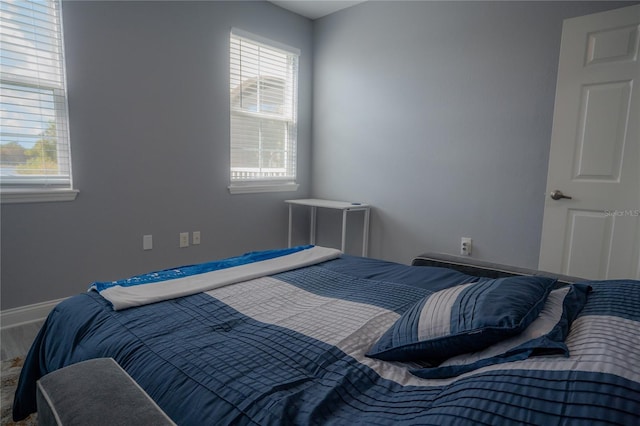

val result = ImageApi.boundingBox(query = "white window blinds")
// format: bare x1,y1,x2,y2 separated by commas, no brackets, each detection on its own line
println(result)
0,0,73,191
229,29,299,191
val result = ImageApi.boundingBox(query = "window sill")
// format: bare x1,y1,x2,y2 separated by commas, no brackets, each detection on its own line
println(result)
1,188,79,204
228,182,299,195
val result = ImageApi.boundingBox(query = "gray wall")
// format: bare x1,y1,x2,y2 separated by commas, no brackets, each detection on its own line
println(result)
2,1,635,310
0,1,313,310
311,1,636,266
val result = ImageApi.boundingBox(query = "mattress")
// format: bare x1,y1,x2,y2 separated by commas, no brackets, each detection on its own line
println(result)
13,248,640,424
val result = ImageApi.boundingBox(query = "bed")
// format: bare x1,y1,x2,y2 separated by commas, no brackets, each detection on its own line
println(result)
13,245,640,424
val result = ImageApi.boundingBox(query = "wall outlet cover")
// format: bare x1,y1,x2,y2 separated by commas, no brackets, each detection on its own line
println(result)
179,232,189,248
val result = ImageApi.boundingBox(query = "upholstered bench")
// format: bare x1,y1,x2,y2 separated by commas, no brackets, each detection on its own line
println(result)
411,252,584,284
36,358,175,426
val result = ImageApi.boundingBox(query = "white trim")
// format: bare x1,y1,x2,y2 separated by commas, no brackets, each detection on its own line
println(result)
228,182,299,194
1,189,79,204
1,297,66,329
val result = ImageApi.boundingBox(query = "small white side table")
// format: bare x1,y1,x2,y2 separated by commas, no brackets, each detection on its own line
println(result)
285,198,371,256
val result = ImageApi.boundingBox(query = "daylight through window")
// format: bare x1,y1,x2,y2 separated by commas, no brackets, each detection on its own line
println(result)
229,28,299,193
0,0,73,193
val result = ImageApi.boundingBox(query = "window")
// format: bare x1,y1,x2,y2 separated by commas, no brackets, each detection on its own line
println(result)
0,0,76,203
229,28,299,194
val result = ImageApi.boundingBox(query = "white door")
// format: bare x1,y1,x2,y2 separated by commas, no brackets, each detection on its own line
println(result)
539,4,640,280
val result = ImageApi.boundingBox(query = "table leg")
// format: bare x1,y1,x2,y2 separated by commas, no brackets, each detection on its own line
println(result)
288,204,293,248
362,208,370,257
341,210,347,253
310,206,317,245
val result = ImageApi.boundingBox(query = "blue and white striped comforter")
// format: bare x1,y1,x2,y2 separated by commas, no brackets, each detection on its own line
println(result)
13,255,640,425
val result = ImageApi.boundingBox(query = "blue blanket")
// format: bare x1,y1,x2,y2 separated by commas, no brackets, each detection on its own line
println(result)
13,255,640,424
91,245,315,291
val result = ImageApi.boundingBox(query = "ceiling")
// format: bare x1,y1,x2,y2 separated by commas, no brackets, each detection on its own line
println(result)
269,1,367,20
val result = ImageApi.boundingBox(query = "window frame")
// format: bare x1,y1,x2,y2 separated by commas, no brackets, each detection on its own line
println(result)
228,28,300,195
0,0,77,203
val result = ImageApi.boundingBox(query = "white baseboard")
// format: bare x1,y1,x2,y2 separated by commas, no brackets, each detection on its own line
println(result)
1,298,66,329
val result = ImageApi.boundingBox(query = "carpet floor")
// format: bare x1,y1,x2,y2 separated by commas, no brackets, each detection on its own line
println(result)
1,357,37,425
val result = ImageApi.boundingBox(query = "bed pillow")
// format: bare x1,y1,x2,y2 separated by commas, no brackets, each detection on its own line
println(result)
410,283,591,379
366,275,557,363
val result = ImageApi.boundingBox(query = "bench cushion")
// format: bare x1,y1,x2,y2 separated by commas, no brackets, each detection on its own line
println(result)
36,358,175,426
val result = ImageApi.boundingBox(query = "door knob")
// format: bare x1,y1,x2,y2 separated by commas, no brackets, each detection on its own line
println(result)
550,190,572,200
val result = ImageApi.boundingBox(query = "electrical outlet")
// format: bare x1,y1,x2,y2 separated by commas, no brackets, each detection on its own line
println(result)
179,232,189,248
461,237,472,256
192,231,201,245
143,235,153,251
